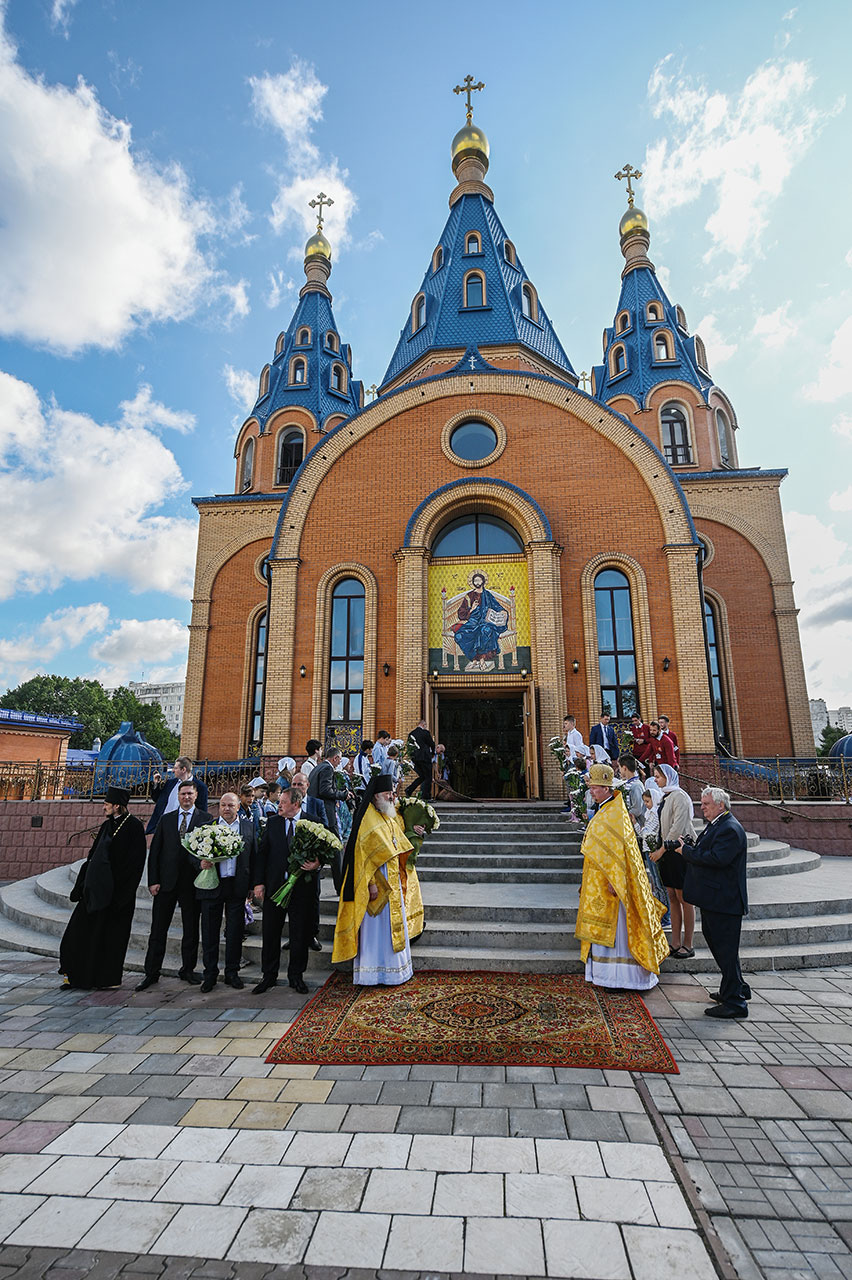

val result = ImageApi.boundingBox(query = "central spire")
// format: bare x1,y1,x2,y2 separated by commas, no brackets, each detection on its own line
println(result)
449,72,493,207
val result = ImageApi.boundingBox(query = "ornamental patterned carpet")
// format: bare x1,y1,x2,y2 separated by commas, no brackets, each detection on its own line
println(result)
266,971,678,1073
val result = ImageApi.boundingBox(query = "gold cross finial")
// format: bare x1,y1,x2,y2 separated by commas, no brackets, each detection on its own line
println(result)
367,383,378,400
309,191,334,232
453,74,485,125
579,371,591,391
615,164,642,208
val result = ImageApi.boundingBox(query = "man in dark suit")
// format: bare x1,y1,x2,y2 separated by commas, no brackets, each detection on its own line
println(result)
136,780,214,990
307,747,341,837
146,758,209,834
589,713,619,762
405,719,435,800
679,786,751,1019
251,776,326,995
197,792,256,993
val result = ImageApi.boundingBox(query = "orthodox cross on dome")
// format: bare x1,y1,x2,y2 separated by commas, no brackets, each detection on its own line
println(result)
578,371,591,391
366,383,378,400
615,163,642,208
309,191,334,231
453,74,485,125
468,354,478,369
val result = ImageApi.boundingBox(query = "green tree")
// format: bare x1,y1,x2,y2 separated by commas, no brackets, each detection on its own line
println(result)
1,674,180,758
818,723,848,756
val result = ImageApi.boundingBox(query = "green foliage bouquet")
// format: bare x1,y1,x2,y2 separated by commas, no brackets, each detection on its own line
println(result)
270,819,343,911
397,796,440,863
183,824,244,890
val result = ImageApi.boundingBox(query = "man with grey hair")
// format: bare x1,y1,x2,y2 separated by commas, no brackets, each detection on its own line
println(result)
678,786,750,1018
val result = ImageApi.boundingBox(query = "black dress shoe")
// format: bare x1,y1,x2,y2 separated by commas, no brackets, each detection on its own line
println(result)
224,975,244,990
200,978,216,993
253,979,277,994
179,971,202,985
710,987,752,1003
309,938,323,952
135,975,158,992
704,1003,748,1019
289,978,309,994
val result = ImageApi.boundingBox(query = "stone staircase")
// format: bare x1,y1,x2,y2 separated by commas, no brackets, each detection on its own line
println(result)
0,801,850,975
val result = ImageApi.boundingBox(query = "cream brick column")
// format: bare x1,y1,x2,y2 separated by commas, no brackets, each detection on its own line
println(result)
664,545,715,753
262,557,300,755
395,547,429,735
181,597,210,757
528,541,567,799
772,580,814,756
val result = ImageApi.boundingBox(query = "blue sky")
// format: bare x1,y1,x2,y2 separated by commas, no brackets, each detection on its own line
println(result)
1,0,851,711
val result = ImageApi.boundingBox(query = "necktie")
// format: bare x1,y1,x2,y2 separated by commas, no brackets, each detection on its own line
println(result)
287,819,294,841
179,812,188,838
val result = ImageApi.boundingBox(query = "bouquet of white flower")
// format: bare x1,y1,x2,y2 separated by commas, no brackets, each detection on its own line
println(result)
397,796,440,863
270,819,343,911
183,824,244,890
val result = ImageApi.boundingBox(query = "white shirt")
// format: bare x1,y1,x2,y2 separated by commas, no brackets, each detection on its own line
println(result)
354,752,372,782
302,758,319,779
563,728,586,755
217,816,240,877
165,775,193,815
371,741,389,772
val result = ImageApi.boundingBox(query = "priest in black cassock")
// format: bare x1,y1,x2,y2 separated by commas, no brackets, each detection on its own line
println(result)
59,786,147,989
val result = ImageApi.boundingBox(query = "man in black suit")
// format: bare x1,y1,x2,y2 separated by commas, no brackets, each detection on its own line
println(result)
307,746,341,837
251,776,326,995
589,713,620,763
136,780,215,990
405,718,435,801
197,792,256,994
146,757,209,834
679,786,751,1019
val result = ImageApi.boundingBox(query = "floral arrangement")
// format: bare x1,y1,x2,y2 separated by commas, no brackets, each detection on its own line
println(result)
183,824,244,890
563,769,588,822
399,735,418,779
270,819,343,911
397,796,440,863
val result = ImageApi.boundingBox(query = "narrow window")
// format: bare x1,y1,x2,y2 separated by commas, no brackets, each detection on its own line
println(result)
325,331,338,352
413,294,426,331
241,437,254,491
694,335,709,370
594,569,639,719
465,231,481,254
276,429,304,486
654,332,672,361
616,311,630,334
705,599,730,745
297,327,311,345
611,345,626,375
521,284,537,320
432,245,443,271
291,357,306,384
646,302,662,322
249,610,267,745
331,363,346,392
258,364,270,398
328,578,365,724
504,240,516,265
465,273,484,308
275,332,286,356
676,305,688,330
715,408,731,466
660,403,693,465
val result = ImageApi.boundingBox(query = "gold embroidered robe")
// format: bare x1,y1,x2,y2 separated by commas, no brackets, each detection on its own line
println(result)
332,804,424,964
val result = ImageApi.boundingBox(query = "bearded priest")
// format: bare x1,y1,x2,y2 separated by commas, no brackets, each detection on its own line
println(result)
333,774,424,985
575,763,669,991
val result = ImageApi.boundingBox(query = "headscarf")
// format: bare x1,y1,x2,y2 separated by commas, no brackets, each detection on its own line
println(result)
340,773,395,902
590,744,611,764
277,757,296,773
656,764,680,794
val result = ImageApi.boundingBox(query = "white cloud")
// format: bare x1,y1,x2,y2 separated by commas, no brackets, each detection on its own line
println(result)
250,60,358,252
119,384,195,434
266,269,296,310
219,278,251,324
0,14,217,351
753,301,798,349
805,315,852,402
829,487,852,512
50,0,78,37
786,511,852,704
695,314,737,365
0,369,197,600
0,605,109,680
644,53,842,281
223,365,257,413
832,414,852,442
90,617,188,686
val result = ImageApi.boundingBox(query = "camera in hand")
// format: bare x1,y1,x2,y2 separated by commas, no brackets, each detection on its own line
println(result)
663,839,681,853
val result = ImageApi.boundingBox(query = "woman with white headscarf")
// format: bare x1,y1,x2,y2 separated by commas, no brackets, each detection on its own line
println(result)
649,764,697,958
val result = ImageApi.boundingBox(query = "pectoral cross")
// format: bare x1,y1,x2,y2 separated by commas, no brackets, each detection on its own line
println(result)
309,191,334,231
578,371,590,391
453,75,485,125
615,164,642,208
366,383,378,400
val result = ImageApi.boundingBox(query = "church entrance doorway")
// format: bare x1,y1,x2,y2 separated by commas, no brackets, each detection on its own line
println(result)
436,693,527,799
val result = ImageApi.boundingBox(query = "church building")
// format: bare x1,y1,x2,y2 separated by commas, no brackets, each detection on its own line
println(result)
181,83,812,799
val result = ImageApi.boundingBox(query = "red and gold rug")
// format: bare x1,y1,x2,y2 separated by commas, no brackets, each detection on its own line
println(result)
266,971,678,1073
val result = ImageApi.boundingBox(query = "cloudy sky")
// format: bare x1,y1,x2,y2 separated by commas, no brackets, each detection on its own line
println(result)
0,0,850,712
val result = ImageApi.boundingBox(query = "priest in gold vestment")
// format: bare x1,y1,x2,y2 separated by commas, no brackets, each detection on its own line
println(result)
333,774,425,985
575,764,669,990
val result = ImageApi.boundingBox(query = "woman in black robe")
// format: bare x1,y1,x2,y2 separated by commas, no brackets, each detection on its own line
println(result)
59,786,147,989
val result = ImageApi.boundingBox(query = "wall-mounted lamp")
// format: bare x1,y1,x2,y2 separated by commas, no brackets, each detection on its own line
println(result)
662,656,671,672
431,669,439,680
572,659,580,674
383,662,390,677
299,664,307,678
520,667,529,679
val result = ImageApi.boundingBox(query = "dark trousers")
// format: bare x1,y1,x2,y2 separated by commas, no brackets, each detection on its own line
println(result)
261,873,316,984
144,883,200,978
406,763,432,801
700,908,748,1012
200,880,244,981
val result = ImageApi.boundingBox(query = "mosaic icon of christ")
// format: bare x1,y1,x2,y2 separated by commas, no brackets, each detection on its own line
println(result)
451,570,509,673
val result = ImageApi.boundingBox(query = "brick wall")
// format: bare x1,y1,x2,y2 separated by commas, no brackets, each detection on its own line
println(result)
732,802,852,858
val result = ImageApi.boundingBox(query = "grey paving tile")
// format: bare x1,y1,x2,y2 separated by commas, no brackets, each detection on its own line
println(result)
452,1107,509,1137
396,1105,454,1134
509,1108,567,1139
290,1166,367,1211
483,1083,535,1108
566,1110,628,1142
325,1081,382,1105
340,1104,400,1133
127,1098,193,1126
430,1082,482,1107
457,1065,506,1082
377,1082,432,1106
533,1084,589,1109
408,1066,459,1082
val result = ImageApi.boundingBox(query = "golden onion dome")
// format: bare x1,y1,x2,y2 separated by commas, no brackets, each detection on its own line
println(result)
451,122,490,172
619,205,649,239
305,230,332,259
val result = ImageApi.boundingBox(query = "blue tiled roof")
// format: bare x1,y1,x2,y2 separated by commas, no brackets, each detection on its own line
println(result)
593,266,714,406
247,289,362,433
381,193,575,388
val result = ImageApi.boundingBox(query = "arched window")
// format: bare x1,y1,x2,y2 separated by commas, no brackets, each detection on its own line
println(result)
675,305,688,330
521,283,538,321
464,272,485,308
297,327,311,346
432,245,444,272
249,610,267,745
715,408,732,467
646,302,663,322
240,437,254,491
412,294,426,331
694,335,709,370
328,578,365,723
610,344,627,376
594,569,638,719
660,403,693,465
654,331,673,361
465,231,481,254
705,598,729,745
504,240,516,265
276,429,304,486
432,514,524,557
258,364,270,398
331,363,346,393
275,332,286,356
325,331,338,352
290,357,306,385
616,311,630,334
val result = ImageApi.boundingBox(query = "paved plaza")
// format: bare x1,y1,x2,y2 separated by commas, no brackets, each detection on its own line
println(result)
0,954,848,1279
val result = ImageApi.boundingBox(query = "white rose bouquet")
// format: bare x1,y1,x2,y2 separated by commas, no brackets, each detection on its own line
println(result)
183,824,244,890
270,819,343,911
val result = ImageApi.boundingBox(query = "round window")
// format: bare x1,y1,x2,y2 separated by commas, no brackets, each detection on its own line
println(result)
449,420,498,462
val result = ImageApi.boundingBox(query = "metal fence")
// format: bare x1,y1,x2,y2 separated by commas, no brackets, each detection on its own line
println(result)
715,755,851,804
0,759,274,803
